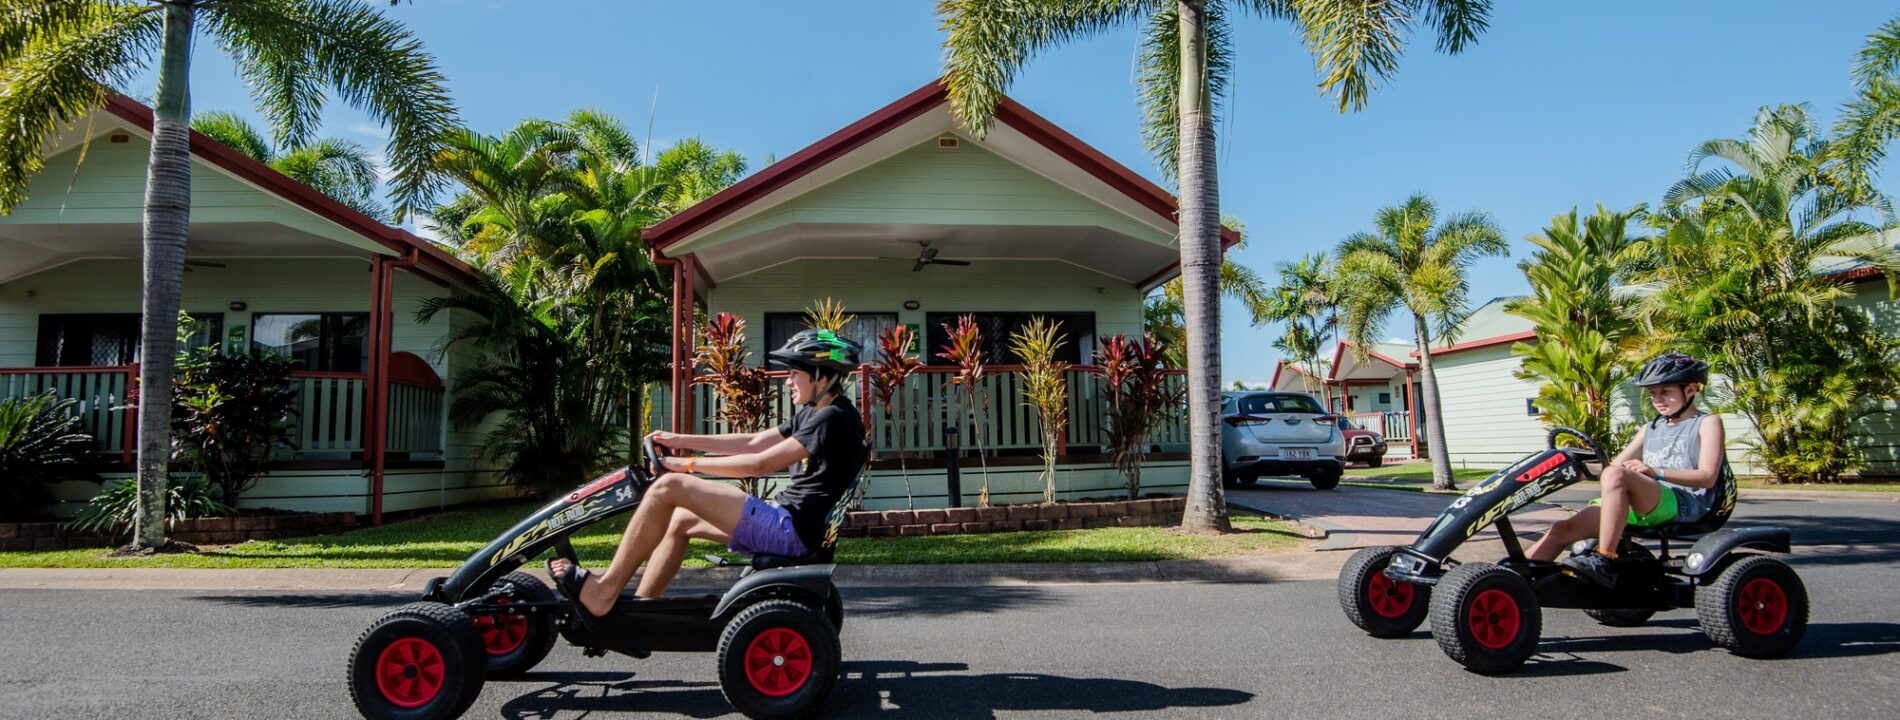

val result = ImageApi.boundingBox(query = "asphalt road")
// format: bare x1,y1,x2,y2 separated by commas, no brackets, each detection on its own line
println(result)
4,493,1896,720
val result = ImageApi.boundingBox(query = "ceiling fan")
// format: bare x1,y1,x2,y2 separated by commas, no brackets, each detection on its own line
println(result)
886,240,971,272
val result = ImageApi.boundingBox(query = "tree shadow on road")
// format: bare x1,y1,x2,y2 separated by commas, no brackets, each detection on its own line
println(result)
188,591,404,609
1536,621,1900,662
495,659,1253,719
835,586,1063,620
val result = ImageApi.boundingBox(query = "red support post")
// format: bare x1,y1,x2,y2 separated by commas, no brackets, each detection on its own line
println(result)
1403,368,1420,460
367,250,421,527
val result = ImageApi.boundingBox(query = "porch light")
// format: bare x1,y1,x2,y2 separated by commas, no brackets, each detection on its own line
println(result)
903,300,920,310
229,301,247,311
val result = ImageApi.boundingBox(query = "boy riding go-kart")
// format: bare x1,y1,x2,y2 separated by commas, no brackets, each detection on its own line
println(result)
346,330,869,720
1337,353,1808,673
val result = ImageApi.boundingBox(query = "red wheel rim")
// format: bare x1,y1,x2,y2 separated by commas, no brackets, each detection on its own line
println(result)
1737,577,1788,636
375,637,446,708
743,627,813,697
1467,588,1521,650
473,597,528,656
1367,569,1415,618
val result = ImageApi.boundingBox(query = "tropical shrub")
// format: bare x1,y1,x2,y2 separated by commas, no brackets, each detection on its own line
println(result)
1506,204,1648,455
1010,317,1070,504
171,351,301,506
0,393,97,521
70,475,232,538
1094,334,1180,499
866,324,923,509
694,313,778,496
937,314,992,505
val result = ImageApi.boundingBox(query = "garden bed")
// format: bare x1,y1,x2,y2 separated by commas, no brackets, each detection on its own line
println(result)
842,496,1184,537
0,511,356,551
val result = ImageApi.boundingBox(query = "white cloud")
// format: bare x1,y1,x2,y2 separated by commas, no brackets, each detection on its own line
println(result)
347,122,390,140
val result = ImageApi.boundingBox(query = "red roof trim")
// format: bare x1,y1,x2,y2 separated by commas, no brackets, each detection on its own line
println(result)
99,94,483,290
1340,339,1416,370
1411,330,1539,358
644,78,1239,273
1828,265,1886,284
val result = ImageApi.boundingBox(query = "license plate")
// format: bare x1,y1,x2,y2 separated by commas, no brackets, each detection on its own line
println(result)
1282,448,1314,460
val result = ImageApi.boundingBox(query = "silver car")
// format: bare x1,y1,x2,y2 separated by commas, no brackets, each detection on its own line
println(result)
1220,391,1347,489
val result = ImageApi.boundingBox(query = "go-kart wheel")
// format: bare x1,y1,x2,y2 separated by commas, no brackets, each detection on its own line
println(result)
1584,607,1657,627
824,585,844,631
1429,563,1541,674
474,571,558,678
1338,546,1430,637
1310,470,1341,490
717,599,841,719
349,602,486,720
1697,555,1808,658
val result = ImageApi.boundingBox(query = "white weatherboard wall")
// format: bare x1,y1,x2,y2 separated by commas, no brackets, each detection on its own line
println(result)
710,258,1144,359
1430,344,1551,468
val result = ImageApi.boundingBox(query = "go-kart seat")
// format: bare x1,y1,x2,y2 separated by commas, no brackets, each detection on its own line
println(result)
745,440,873,571
1627,460,1738,541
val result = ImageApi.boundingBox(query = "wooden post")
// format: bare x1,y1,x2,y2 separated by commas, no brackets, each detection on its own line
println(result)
1404,368,1420,459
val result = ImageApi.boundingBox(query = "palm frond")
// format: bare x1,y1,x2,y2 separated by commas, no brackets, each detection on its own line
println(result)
938,0,1147,136
1136,0,1229,180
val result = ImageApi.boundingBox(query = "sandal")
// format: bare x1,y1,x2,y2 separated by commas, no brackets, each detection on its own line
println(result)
547,558,610,631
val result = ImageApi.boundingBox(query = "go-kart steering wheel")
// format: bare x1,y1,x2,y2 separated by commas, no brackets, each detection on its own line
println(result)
1547,425,1609,468
642,435,665,479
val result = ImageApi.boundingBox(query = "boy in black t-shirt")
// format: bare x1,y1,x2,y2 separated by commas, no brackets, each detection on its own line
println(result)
548,330,866,619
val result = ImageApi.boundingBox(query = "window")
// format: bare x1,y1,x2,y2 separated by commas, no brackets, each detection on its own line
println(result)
1235,394,1325,415
1526,398,1539,416
252,313,369,372
36,313,223,366
764,313,899,366
925,312,1096,366
1378,392,1392,406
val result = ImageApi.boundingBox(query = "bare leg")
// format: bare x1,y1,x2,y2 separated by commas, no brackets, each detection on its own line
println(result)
1527,507,1599,561
634,507,732,598
1595,465,1664,555
550,473,748,616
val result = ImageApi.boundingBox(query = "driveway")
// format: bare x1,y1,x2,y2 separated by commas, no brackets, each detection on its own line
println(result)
1228,479,1571,550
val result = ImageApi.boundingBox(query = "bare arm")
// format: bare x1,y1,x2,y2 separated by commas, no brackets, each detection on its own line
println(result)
651,428,785,456
660,436,808,479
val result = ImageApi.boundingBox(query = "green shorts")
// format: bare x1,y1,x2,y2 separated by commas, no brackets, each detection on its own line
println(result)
1589,487,1679,528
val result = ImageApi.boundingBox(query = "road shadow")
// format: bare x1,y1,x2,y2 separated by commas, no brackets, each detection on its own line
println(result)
1728,511,1900,568
495,659,1253,719
1537,621,1900,662
838,586,1063,620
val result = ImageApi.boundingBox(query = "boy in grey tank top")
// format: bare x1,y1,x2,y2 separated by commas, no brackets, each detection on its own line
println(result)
1525,354,1728,587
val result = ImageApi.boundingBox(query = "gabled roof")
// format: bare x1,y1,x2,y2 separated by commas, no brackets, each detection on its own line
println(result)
97,94,482,289
643,79,1239,289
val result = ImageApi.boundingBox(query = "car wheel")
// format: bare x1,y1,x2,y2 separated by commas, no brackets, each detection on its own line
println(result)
1368,457,1384,468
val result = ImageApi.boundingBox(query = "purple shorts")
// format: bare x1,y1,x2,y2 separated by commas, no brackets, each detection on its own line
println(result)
730,496,809,557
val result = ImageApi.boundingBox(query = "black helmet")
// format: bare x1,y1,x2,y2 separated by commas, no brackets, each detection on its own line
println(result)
1635,352,1708,387
767,329,862,376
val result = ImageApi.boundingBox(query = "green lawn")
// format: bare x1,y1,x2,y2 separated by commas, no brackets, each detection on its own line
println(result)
0,501,1308,569
1736,477,1900,493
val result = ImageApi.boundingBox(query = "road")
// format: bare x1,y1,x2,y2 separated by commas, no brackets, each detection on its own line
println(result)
3,492,1896,719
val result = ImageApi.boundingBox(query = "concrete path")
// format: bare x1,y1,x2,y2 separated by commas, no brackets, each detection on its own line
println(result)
1228,479,1571,550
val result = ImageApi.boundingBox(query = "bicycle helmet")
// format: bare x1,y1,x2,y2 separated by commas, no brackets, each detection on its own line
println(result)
768,329,862,401
1634,352,1708,387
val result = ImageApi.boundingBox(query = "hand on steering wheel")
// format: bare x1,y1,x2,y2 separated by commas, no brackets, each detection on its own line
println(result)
642,432,669,478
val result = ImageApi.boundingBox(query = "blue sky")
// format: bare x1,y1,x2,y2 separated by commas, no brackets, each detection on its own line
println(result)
139,1,1900,384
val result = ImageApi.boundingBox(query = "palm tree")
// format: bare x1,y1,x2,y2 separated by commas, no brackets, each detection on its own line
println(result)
1833,14,1900,197
192,111,387,220
1145,218,1271,367
939,0,1491,531
1640,105,1900,483
1505,204,1648,455
1263,252,1338,407
1,0,457,549
1335,194,1506,490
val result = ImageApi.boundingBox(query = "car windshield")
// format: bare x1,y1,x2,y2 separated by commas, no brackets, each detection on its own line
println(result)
1236,394,1324,415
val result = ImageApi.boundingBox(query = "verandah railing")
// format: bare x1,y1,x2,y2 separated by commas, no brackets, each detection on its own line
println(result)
0,366,443,461
650,366,1191,457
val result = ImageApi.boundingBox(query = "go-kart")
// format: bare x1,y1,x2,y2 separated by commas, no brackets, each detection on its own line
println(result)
347,437,863,719
1337,426,1808,674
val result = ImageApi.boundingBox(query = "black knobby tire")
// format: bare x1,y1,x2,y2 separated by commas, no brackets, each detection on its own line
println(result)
1221,467,1239,489
1337,546,1430,637
1429,563,1542,674
1237,473,1259,487
1310,469,1342,490
1697,555,1808,658
823,585,845,632
717,599,842,719
474,571,559,678
349,602,487,720
1584,607,1657,627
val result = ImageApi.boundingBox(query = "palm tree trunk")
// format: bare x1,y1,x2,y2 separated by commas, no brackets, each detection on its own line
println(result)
134,2,196,549
1413,314,1457,490
1176,0,1229,532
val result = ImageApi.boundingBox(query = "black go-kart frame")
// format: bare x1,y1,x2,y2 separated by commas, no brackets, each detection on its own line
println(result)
347,437,864,720
1337,425,1809,674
